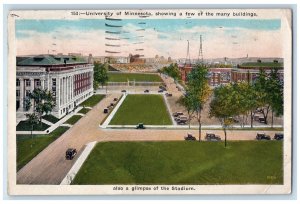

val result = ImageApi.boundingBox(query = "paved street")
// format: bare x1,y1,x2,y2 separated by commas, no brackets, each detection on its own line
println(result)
17,89,283,185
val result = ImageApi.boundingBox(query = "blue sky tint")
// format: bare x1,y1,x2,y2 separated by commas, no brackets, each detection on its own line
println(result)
15,18,283,58
16,19,281,38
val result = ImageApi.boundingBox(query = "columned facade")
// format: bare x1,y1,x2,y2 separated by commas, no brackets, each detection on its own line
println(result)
16,55,94,119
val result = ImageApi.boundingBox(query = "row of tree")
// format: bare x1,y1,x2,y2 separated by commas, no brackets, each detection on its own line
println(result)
93,62,109,89
159,63,181,80
177,64,283,147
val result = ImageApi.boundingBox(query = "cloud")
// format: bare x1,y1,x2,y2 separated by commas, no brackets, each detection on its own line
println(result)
16,23,283,59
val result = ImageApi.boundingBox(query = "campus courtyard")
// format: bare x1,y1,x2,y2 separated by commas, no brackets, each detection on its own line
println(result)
16,73,285,185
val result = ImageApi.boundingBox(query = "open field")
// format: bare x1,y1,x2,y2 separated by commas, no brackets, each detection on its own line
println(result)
108,73,162,82
109,94,172,125
72,141,283,185
17,126,69,171
80,94,105,107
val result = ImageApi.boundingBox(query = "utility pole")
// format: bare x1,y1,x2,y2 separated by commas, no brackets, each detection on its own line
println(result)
185,40,191,65
198,35,204,64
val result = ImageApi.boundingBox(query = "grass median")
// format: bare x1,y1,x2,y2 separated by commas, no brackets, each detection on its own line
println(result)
17,126,70,171
72,141,283,185
64,115,82,125
80,94,105,107
109,94,172,125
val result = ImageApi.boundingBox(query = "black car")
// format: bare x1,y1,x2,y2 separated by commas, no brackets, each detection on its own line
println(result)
66,148,77,160
144,89,150,93
173,112,184,117
103,108,108,114
158,89,164,93
136,123,145,129
121,90,126,93
113,98,118,101
159,85,166,90
205,133,221,141
256,133,271,140
184,133,196,141
274,133,284,140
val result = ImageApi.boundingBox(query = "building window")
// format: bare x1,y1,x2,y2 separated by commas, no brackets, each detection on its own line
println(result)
16,90,20,97
52,78,56,86
16,79,20,86
25,90,30,97
36,80,41,86
26,80,31,87
52,86,56,92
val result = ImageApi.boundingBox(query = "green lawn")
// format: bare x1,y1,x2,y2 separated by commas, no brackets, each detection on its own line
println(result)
64,115,82,125
109,94,172,125
42,114,59,124
80,94,105,107
72,141,283,185
78,108,90,114
108,73,162,82
17,126,69,171
16,120,50,131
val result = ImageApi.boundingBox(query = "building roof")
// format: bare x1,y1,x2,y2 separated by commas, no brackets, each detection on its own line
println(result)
17,54,87,66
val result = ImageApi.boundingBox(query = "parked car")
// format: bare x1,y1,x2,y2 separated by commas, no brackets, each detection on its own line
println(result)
103,108,108,114
274,133,284,140
121,90,126,93
144,89,150,93
65,148,77,160
173,112,184,117
176,116,188,125
113,98,118,101
136,123,145,129
158,89,164,93
184,133,196,141
256,133,271,140
165,93,172,97
159,85,167,90
205,133,221,141
258,117,266,123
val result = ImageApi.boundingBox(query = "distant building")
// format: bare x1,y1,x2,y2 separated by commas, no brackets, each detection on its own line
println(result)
179,60,283,86
232,61,284,83
16,54,94,118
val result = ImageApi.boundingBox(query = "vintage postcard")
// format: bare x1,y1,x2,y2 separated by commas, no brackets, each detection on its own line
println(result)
7,8,292,195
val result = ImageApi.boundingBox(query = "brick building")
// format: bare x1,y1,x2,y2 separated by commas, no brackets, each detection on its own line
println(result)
16,54,94,119
179,61,283,86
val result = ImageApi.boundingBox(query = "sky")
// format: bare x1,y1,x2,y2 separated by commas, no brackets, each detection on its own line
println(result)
15,18,283,59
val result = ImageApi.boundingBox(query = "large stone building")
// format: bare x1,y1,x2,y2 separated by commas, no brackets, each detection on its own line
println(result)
16,54,94,119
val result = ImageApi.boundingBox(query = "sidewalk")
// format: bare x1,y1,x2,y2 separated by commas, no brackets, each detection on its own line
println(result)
100,93,127,128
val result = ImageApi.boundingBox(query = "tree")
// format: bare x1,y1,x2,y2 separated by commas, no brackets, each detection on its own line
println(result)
161,63,181,80
209,84,235,147
254,69,271,124
266,68,283,127
232,82,257,128
29,88,55,123
186,64,211,141
25,112,39,147
176,91,197,129
94,62,109,89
